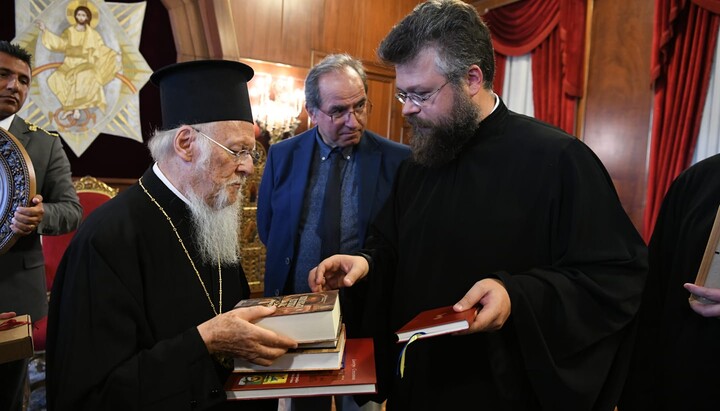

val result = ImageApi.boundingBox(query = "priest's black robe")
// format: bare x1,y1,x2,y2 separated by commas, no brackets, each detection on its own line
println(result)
361,101,648,411
619,153,720,411
46,168,269,411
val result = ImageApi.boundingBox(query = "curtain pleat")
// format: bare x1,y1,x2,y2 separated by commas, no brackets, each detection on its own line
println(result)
643,0,720,240
484,0,585,135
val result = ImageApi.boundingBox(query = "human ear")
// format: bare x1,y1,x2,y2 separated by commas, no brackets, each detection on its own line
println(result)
466,65,484,95
174,126,195,162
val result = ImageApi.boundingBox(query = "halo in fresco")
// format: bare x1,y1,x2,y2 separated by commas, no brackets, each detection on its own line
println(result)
12,0,152,157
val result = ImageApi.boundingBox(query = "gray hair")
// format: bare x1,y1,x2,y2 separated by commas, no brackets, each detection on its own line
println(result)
377,0,495,89
304,53,368,111
147,124,212,165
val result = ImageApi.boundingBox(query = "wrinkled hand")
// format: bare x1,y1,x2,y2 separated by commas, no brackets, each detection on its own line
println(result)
197,306,297,366
685,283,720,318
11,195,44,236
308,254,369,292
453,278,511,334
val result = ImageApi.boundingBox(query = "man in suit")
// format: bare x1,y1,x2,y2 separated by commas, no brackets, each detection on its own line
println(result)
0,41,82,411
257,53,410,411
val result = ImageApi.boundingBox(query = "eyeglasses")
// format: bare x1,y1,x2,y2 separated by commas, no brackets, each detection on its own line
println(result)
192,127,261,165
317,100,372,124
395,81,449,107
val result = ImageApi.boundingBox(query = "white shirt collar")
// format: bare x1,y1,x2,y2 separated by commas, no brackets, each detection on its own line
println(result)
0,114,16,131
152,162,191,206
489,92,500,115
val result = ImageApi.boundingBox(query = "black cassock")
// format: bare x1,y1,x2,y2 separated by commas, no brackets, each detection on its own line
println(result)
362,101,648,411
46,168,269,410
620,153,720,411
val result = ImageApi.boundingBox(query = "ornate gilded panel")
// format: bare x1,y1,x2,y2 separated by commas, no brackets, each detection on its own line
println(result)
239,143,267,294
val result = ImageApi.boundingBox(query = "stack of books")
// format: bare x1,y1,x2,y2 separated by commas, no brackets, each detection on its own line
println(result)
225,290,377,400
0,315,33,365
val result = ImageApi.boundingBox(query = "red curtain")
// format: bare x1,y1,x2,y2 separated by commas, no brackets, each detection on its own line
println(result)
484,0,586,134
642,0,720,240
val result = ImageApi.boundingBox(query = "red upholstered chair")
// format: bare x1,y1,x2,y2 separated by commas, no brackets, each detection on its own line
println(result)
34,176,118,352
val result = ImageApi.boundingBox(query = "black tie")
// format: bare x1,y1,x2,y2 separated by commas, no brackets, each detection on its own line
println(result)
320,149,343,259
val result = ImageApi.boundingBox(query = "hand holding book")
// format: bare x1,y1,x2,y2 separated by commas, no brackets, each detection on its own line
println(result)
452,277,510,333
685,283,720,318
197,304,297,367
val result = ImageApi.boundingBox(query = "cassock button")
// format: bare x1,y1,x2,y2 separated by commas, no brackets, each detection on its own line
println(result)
210,388,221,396
189,399,198,408
284,257,291,265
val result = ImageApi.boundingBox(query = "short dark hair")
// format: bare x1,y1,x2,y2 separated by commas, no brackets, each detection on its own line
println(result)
304,53,368,111
377,0,495,89
0,41,32,70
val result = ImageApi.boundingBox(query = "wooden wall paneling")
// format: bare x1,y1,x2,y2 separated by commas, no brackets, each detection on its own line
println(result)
581,0,654,233
366,64,405,143
317,0,365,57
199,0,240,59
230,0,285,63
162,0,210,61
357,0,396,60
575,0,594,141
278,0,321,67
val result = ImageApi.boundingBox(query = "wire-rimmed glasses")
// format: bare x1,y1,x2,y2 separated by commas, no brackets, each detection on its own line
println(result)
395,81,449,107
316,100,373,124
192,127,261,165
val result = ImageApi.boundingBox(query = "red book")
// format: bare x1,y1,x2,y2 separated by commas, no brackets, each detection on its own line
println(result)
225,338,376,400
395,305,476,343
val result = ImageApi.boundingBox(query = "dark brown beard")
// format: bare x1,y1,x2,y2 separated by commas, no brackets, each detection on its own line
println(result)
407,88,481,168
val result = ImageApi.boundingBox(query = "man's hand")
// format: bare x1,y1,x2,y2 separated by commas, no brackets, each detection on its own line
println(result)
308,254,369,292
11,194,44,236
685,283,720,318
453,278,511,334
197,306,297,366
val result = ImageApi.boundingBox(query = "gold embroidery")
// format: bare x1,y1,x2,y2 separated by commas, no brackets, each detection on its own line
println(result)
24,119,59,137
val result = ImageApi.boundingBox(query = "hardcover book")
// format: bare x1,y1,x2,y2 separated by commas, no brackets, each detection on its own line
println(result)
395,305,476,343
693,204,720,303
233,325,346,372
225,338,376,400
234,290,341,344
0,315,34,365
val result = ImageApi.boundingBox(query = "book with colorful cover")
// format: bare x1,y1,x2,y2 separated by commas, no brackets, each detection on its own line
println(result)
234,290,341,344
395,305,476,343
225,338,376,400
233,325,346,372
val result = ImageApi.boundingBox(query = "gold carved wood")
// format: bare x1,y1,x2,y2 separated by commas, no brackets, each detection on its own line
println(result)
73,176,120,197
239,143,267,294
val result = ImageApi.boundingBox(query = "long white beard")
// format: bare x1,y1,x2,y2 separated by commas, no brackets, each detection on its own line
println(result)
186,186,243,265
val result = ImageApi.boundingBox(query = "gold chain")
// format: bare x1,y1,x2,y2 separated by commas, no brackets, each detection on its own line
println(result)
139,177,222,316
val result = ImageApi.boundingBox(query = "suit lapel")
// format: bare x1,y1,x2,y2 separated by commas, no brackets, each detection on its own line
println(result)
356,133,381,242
288,130,316,234
9,116,32,147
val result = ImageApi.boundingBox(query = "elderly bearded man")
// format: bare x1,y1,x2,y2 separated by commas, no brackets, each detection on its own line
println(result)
46,60,297,411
